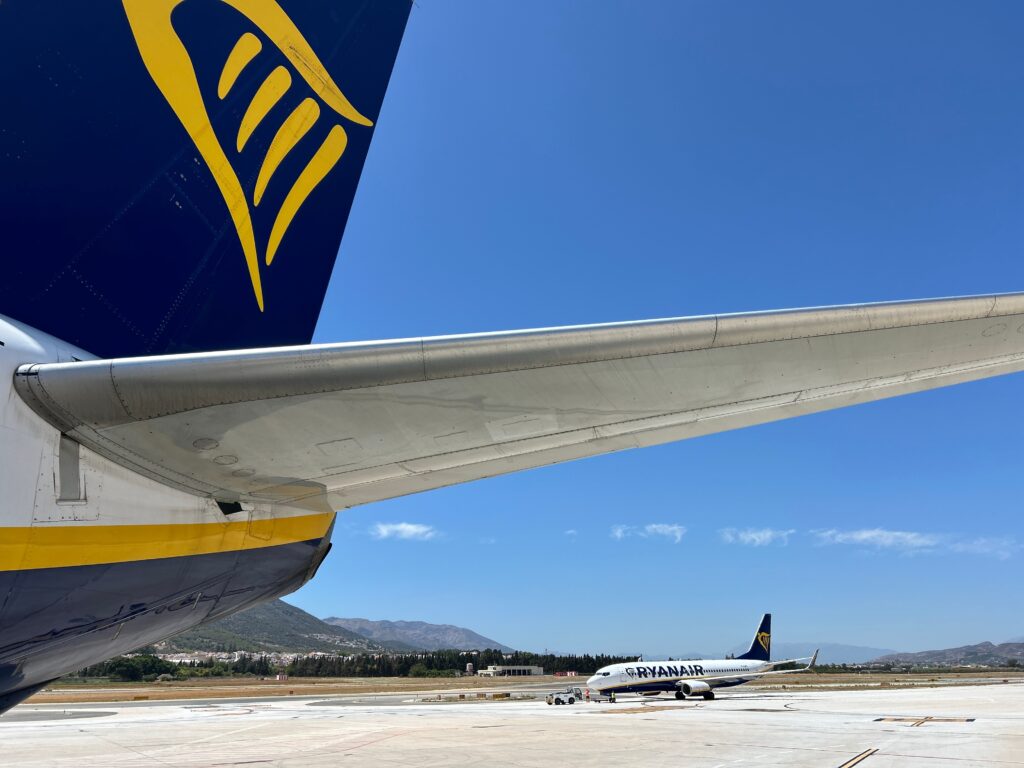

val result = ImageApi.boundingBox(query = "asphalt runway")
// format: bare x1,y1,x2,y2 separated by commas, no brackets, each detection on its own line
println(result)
1,681,1020,767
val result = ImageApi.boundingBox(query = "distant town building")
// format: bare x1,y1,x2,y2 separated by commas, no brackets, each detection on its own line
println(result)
553,671,578,677
465,662,475,675
477,665,544,677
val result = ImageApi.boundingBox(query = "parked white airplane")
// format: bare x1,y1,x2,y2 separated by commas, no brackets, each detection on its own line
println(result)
587,615,817,700
2,0,1024,715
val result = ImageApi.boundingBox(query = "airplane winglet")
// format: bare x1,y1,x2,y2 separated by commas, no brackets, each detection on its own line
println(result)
808,649,819,669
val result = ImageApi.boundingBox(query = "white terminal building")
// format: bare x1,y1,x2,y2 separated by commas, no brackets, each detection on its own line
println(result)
477,665,544,677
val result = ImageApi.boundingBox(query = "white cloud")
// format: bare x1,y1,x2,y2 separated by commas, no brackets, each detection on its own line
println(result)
815,528,940,550
643,523,686,543
564,529,578,537
813,528,1016,560
720,527,796,546
371,522,437,541
610,525,632,541
949,536,1018,561
610,523,686,544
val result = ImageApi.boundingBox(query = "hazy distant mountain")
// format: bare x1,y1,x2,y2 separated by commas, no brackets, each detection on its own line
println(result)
872,642,1024,666
728,642,897,665
324,617,514,652
158,599,389,654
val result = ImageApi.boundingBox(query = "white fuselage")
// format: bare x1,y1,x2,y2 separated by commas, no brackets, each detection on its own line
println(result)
587,658,769,695
0,315,241,546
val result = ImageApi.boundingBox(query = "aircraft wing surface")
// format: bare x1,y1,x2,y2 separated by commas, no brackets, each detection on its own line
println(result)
679,665,814,686
15,294,1024,510
685,650,819,685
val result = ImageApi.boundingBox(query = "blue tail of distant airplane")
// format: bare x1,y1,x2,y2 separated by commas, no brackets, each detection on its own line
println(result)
737,613,772,662
0,0,410,358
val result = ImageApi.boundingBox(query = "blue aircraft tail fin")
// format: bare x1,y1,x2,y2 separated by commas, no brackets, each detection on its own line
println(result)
737,613,772,661
0,0,410,358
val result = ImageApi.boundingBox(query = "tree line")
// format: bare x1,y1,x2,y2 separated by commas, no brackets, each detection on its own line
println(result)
72,653,276,681
286,649,639,677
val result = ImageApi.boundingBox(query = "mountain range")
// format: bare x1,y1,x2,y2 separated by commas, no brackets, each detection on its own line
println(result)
324,617,513,652
156,599,390,654
728,642,897,665
871,642,1024,666
158,600,1020,666
158,600,512,654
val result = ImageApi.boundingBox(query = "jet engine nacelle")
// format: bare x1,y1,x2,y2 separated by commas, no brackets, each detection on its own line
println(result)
680,680,711,696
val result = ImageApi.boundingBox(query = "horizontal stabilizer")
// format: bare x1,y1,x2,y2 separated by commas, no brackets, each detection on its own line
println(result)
14,293,1024,510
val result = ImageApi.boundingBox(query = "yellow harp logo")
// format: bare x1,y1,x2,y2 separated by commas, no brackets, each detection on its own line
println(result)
122,0,373,311
757,632,771,653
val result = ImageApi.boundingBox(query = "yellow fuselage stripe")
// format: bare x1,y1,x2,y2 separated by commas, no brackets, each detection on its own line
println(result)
0,512,334,572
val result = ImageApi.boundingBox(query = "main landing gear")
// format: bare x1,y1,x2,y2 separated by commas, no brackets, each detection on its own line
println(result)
675,691,685,700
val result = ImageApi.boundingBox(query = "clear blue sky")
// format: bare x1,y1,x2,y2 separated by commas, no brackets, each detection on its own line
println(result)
287,0,1024,655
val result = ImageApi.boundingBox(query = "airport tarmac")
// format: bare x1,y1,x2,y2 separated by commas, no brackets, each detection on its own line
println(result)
1,681,1020,767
